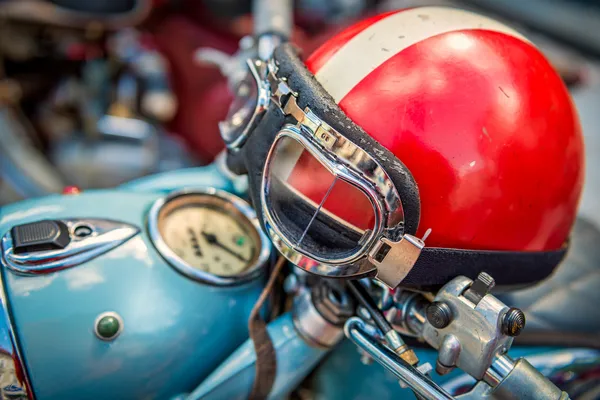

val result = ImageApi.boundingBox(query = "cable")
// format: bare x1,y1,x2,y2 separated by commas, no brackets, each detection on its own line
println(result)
348,280,394,335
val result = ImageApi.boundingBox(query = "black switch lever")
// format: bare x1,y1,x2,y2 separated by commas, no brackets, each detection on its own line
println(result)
11,220,71,254
463,272,495,306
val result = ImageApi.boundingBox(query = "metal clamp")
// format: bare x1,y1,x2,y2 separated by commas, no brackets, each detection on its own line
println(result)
421,274,514,380
368,235,425,289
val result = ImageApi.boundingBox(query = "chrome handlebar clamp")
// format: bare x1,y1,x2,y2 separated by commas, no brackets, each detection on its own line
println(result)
420,273,570,399
348,272,570,399
421,273,514,380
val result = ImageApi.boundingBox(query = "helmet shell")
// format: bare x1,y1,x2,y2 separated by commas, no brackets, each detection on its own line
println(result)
304,7,584,251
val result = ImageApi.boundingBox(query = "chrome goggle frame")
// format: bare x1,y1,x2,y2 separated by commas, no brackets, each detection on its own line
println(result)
221,58,425,288
218,59,271,150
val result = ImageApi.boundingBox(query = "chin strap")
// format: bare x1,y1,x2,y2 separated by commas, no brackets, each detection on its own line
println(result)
400,244,569,288
248,256,286,400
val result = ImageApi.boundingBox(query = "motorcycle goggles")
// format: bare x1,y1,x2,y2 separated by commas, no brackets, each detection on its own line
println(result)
223,43,568,289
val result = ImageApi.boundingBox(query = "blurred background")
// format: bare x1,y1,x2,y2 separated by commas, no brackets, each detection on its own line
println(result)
0,0,598,230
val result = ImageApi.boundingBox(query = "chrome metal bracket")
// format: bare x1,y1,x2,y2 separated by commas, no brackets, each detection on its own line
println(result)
368,234,425,289
422,276,514,380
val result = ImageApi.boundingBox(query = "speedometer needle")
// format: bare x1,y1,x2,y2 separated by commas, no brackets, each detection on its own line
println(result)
201,231,248,262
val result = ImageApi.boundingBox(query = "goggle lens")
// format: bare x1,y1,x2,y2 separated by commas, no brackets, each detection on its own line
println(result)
220,68,259,146
265,134,377,262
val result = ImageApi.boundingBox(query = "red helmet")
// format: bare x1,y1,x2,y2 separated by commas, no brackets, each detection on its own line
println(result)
299,6,584,253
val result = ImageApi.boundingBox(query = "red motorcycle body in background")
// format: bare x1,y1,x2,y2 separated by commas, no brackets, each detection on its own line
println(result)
153,16,238,162
152,6,350,162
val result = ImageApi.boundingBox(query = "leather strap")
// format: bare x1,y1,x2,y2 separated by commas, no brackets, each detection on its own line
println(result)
248,256,286,400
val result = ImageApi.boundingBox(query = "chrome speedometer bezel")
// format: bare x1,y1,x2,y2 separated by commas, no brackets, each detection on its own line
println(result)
148,188,271,286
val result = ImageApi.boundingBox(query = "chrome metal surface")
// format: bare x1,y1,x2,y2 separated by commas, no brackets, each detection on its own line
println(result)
373,280,394,311
443,348,600,396
484,354,515,387
292,289,345,349
219,59,270,150
253,0,292,41
490,358,568,400
344,317,453,400
384,330,405,353
422,276,514,380
2,219,139,274
214,150,249,194
454,381,494,399
257,35,284,62
399,363,435,389
387,290,429,337
0,264,32,399
265,65,405,228
262,126,382,268
369,235,425,288
147,188,271,286
436,334,461,376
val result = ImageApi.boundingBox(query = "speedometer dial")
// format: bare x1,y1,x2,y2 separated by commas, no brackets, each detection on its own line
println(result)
149,189,271,285
161,207,255,275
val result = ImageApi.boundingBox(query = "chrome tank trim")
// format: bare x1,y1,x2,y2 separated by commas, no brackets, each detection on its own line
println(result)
147,188,271,286
2,219,140,275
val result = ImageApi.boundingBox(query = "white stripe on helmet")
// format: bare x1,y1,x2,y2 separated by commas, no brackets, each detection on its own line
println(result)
314,7,530,103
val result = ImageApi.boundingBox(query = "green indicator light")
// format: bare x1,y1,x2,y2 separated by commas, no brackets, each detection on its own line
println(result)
95,313,123,341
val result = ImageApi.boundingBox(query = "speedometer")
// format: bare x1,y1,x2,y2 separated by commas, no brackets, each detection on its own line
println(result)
148,189,271,285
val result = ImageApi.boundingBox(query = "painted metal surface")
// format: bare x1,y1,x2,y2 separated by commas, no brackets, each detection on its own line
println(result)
0,166,266,399
121,164,235,194
184,312,327,400
304,7,584,252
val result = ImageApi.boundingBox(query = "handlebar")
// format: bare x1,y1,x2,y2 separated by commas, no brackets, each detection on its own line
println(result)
344,317,454,400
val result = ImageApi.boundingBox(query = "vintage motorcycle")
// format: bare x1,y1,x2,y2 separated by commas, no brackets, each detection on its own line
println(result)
0,1,599,399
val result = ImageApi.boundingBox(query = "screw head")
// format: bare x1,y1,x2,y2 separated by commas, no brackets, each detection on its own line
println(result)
427,302,453,329
502,308,526,337
95,312,123,341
